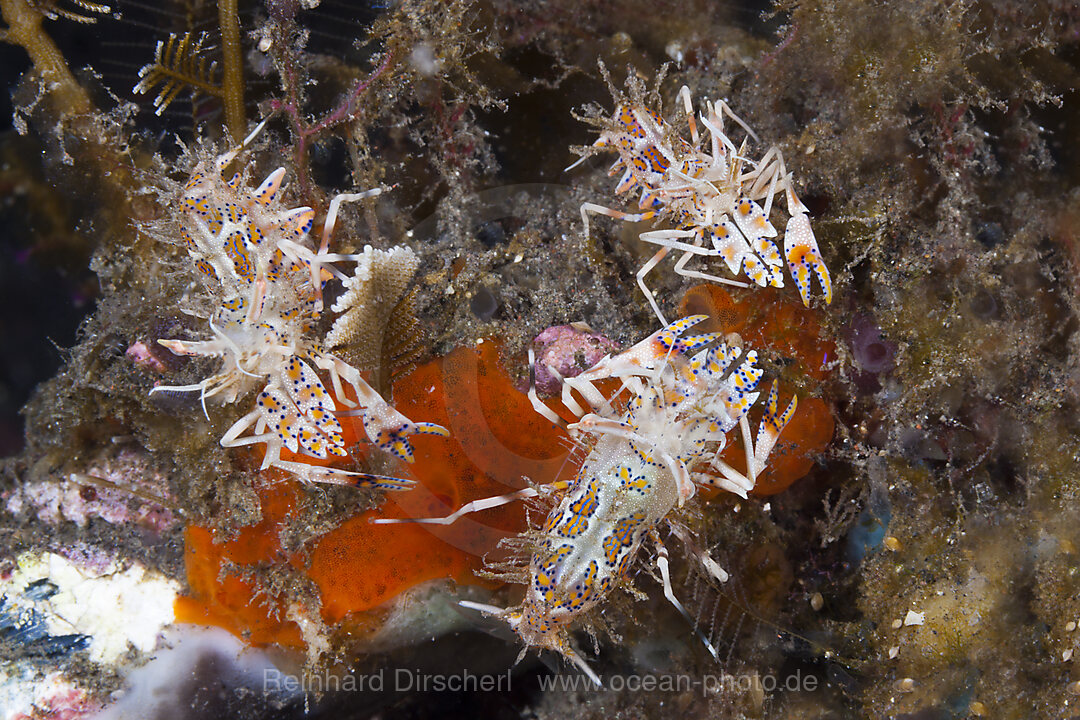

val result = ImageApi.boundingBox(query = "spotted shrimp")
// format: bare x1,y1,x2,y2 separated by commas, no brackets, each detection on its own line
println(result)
571,67,832,323
374,315,797,683
150,120,448,488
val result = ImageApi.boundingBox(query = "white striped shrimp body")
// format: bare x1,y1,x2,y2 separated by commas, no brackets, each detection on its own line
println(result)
574,69,832,323
151,121,448,488
375,316,798,684
509,432,681,680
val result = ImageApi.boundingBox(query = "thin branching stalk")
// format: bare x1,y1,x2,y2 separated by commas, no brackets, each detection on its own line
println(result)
218,0,246,140
270,52,393,201
0,0,92,117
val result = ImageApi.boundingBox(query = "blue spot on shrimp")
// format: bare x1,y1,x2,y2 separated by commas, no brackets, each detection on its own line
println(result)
373,315,799,684
147,119,449,488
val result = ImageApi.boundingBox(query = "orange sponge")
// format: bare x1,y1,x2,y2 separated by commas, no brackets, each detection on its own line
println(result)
678,285,836,495
176,341,573,644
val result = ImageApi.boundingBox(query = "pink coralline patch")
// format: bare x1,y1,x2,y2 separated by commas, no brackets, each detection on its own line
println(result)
10,672,102,720
125,341,169,373
2,450,176,534
531,323,619,395
57,541,128,575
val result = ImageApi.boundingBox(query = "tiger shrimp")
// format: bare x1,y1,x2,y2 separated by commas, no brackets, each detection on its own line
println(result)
374,315,798,683
150,120,448,488
571,66,832,323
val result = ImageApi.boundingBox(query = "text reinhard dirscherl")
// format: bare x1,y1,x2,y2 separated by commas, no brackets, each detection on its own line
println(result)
262,668,820,695
264,668,513,694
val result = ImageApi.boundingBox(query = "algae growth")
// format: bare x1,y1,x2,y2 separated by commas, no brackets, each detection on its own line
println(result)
1,0,1078,718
